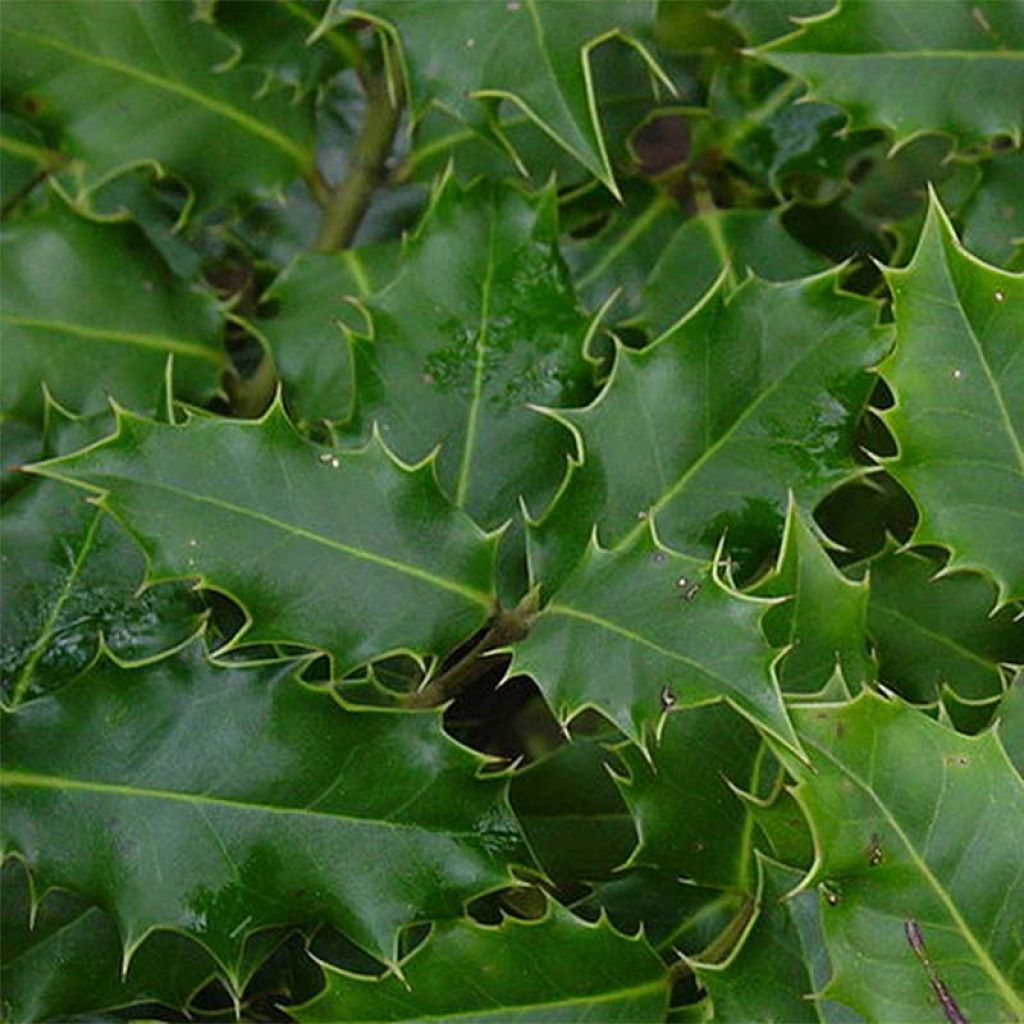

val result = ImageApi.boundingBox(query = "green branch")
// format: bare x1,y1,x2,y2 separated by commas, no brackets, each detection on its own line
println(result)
314,70,403,251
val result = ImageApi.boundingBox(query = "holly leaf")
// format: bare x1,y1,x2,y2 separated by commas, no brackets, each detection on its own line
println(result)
0,644,524,975
513,525,799,750
509,736,637,885
0,205,225,427
531,270,888,587
615,703,766,890
0,0,314,211
27,405,496,673
637,207,828,337
692,856,827,1023
878,194,1024,603
785,691,1024,1023
293,903,670,1022
344,177,597,528
1,477,205,709
322,0,671,195
865,547,1023,705
0,859,219,1022
958,149,1024,271
257,244,398,427
756,0,1024,148
755,499,872,695
719,0,834,47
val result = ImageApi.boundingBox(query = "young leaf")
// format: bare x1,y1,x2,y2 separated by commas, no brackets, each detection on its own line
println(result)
615,703,766,890
532,271,888,585
0,205,224,427
755,500,872,695
27,406,496,672
293,904,670,1022
787,691,1024,1023
322,0,670,194
0,859,219,1022
756,0,1024,147
866,548,1023,704
878,194,1024,603
0,644,525,974
514,525,798,750
0,1,314,210
345,177,597,528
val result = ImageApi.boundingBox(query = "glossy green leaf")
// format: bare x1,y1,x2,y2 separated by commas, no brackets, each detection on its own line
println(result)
515,525,799,749
509,736,637,885
294,904,670,1022
692,856,825,1023
865,548,1023,704
257,244,397,426
720,0,834,47
786,691,1024,1023
638,207,827,337
878,195,1024,603
615,703,766,890
210,0,354,99
575,870,742,953
959,148,1024,271
28,405,496,673
322,0,670,194
0,205,225,427
0,0,314,211
345,177,596,528
757,0,1024,148
531,271,888,587
998,673,1024,778
755,500,872,694
1,478,205,709
0,644,524,973
0,859,219,1022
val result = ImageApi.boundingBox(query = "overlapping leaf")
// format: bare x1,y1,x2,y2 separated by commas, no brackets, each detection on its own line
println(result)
344,177,597,527
0,0,314,210
757,0,1024,147
294,904,670,1022
321,0,670,193
0,644,525,973
0,205,224,428
531,270,888,586
258,244,398,426
878,195,1024,603
509,736,636,885
27,405,496,672
786,692,1024,1022
615,703,766,890
865,548,1023,704
691,857,827,1023
1,476,205,709
0,859,218,1022
514,526,798,749
755,500,872,694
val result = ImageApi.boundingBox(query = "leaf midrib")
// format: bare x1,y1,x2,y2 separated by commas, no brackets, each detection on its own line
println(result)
936,247,1024,473
93,473,492,607
2,315,223,365
623,300,866,545
329,973,667,1022
7,510,102,709
3,25,311,166
808,740,1024,1016
0,770,487,839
